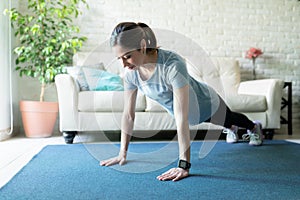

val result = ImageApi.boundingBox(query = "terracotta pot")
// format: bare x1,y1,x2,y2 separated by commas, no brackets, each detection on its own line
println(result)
19,101,59,138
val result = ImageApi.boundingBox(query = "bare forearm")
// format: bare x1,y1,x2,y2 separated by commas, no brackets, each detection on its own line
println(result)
177,121,191,162
120,131,131,156
173,85,191,162
120,114,134,156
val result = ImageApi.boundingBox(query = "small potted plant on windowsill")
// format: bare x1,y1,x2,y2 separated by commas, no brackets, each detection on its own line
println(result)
4,0,88,137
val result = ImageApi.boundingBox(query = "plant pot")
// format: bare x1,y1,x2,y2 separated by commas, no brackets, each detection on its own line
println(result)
19,101,59,138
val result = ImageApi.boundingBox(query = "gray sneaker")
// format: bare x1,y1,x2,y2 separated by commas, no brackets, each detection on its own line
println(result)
223,126,239,143
248,121,263,146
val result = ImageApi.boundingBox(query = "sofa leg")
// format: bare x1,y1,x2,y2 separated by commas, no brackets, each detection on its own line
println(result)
263,129,274,140
63,131,77,144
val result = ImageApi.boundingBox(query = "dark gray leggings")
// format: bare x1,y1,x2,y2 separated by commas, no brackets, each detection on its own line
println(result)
205,97,255,130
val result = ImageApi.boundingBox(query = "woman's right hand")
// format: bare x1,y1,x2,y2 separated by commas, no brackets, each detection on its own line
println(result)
99,152,127,166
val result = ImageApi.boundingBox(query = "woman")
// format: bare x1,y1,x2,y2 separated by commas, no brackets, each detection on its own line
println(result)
100,22,263,181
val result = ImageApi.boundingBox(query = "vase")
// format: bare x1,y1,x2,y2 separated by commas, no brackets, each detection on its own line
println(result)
19,101,58,138
252,58,256,80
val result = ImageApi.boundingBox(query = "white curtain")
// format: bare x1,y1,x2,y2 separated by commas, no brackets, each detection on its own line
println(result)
0,0,13,140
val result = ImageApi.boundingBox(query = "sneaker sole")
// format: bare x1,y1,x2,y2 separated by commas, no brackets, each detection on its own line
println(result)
226,139,238,144
249,142,263,146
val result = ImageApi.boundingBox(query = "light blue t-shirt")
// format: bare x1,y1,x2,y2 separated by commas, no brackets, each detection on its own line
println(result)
124,49,220,125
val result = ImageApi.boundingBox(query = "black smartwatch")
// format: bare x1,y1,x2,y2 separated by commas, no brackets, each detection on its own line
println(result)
178,159,191,170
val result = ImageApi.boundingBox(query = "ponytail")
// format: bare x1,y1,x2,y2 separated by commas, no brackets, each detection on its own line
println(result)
110,22,157,53
137,22,157,50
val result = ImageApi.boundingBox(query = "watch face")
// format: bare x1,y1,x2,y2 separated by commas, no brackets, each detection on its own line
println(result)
178,160,191,169
179,161,187,168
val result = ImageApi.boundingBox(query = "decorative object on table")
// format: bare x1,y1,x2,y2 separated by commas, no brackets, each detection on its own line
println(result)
245,47,263,80
4,0,88,137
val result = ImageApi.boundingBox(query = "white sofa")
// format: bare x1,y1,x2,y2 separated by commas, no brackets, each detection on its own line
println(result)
55,53,284,144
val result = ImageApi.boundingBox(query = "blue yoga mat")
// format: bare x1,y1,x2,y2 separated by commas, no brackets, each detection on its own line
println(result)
1,140,300,200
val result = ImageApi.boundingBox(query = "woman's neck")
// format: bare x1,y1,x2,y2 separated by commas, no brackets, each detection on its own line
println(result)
144,49,158,64
138,50,158,81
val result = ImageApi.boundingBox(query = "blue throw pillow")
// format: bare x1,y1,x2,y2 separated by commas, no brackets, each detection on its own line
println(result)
82,68,124,91
66,63,105,91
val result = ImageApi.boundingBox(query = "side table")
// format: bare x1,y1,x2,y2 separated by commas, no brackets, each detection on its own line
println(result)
281,82,292,135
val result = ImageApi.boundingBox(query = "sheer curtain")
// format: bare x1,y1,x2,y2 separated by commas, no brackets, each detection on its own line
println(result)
0,0,13,141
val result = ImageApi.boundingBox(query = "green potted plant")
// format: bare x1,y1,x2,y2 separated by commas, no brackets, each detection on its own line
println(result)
4,0,88,137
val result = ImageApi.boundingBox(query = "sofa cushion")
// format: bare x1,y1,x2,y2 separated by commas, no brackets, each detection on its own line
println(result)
186,57,241,98
225,93,267,112
78,91,146,112
146,92,266,113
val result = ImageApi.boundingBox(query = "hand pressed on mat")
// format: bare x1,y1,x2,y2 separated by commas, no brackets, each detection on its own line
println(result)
157,167,189,182
100,149,127,166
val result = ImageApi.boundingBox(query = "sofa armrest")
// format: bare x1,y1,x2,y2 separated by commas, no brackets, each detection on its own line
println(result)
238,79,284,128
55,74,80,132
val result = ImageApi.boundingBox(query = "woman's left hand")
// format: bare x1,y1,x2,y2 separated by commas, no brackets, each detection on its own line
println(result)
156,167,189,181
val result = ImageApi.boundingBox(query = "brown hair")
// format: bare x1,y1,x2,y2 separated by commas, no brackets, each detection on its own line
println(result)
110,22,157,53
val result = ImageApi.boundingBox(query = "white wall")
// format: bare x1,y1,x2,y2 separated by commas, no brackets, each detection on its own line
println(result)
17,0,300,132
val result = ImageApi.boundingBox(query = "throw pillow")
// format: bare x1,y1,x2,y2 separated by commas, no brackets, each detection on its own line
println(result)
66,63,105,91
82,68,124,91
